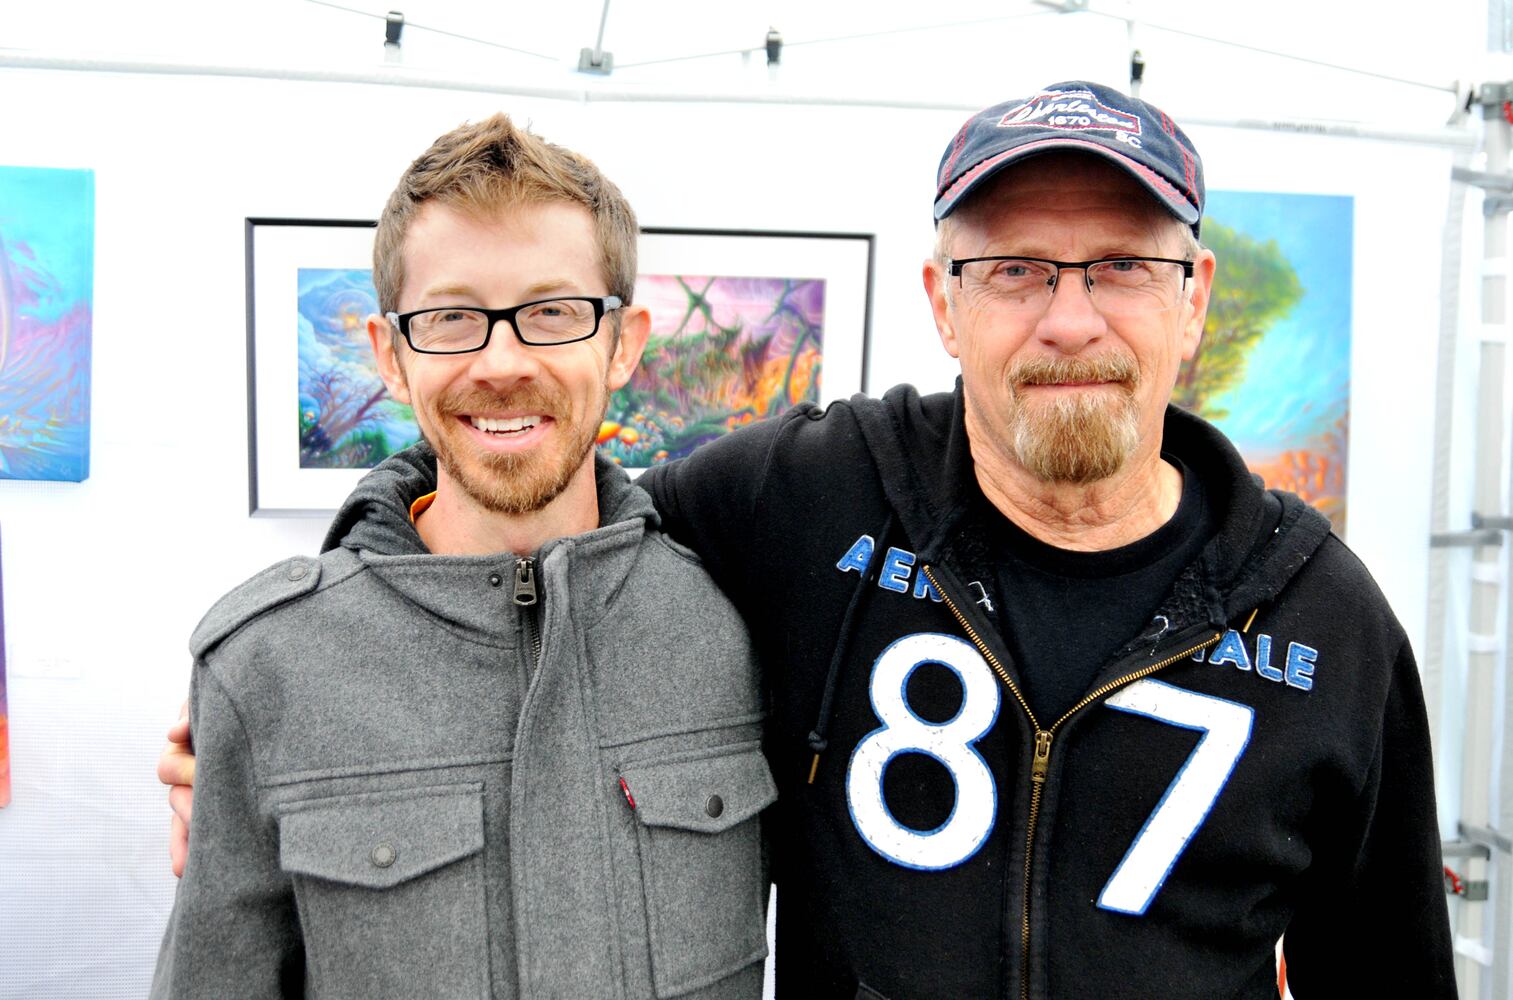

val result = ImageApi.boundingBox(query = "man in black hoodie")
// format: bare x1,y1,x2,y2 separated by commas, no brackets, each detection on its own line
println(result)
164,82,1455,998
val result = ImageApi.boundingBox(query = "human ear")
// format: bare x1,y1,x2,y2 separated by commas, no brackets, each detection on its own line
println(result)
923,259,962,359
367,314,412,405
605,304,651,392
1179,248,1217,361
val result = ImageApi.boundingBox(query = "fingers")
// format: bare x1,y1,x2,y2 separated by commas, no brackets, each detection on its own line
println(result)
163,699,195,879
169,782,193,826
157,701,196,788
168,784,192,879
166,699,191,746
157,741,196,788
170,812,189,879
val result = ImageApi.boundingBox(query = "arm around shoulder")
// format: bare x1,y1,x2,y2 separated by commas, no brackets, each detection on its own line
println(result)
639,405,812,583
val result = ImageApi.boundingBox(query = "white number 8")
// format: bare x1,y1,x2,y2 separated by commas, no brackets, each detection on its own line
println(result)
846,632,1002,870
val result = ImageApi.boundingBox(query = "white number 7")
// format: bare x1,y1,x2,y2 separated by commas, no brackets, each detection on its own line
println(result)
1097,679,1254,915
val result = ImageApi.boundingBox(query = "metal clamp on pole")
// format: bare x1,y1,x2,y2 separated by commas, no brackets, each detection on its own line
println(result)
1454,166,1513,191
1444,838,1493,860
577,0,614,75
1452,165,1513,213
1436,511,1513,545
1431,528,1505,547
1460,821,1513,854
1477,81,1513,106
383,10,403,63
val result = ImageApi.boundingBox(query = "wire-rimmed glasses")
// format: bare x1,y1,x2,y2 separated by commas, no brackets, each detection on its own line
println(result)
947,257,1193,316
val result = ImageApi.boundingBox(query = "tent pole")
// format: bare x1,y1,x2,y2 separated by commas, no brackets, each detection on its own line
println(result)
1452,83,1512,998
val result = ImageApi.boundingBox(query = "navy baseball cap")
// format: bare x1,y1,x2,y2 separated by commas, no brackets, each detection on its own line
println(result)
934,81,1204,234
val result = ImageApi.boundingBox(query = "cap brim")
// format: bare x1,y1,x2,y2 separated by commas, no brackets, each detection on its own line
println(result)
933,136,1199,227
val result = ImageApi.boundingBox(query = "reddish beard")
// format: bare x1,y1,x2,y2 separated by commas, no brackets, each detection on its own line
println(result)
427,382,605,515
1006,354,1141,484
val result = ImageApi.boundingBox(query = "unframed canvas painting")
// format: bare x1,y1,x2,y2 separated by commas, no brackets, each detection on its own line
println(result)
1179,191,1353,535
1,524,10,808
0,166,93,482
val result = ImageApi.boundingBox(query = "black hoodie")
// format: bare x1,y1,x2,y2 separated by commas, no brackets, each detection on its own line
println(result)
640,382,1454,1000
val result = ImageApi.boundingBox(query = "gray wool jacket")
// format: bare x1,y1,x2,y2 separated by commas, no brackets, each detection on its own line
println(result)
152,448,774,1000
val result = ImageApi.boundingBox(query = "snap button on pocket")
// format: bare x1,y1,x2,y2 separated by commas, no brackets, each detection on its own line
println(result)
371,843,397,868
705,794,724,818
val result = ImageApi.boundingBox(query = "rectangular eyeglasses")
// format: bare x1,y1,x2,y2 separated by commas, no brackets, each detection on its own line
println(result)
386,295,623,354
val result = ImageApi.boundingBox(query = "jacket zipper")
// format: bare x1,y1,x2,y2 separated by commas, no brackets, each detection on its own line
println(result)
922,565,1222,1000
513,556,542,669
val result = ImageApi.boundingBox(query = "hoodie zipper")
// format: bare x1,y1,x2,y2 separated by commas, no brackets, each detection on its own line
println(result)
513,556,542,669
921,565,1221,1000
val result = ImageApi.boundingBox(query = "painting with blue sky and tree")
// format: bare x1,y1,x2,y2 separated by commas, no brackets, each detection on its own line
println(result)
0,166,93,482
1175,191,1353,535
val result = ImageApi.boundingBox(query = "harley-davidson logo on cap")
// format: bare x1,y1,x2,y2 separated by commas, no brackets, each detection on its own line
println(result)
997,88,1142,136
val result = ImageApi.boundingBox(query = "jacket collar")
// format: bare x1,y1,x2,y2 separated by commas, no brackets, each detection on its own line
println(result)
320,444,658,643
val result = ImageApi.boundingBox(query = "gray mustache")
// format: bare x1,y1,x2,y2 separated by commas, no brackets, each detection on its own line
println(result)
1011,355,1139,387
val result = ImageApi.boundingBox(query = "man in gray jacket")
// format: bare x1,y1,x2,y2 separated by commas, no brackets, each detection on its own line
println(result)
152,114,773,999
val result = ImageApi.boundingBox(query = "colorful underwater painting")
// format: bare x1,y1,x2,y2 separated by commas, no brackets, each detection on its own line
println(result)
296,268,419,468
1177,192,1352,535
0,167,93,482
601,275,825,467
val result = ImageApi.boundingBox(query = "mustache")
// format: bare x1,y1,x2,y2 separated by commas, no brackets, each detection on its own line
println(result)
1010,354,1139,388
435,383,567,418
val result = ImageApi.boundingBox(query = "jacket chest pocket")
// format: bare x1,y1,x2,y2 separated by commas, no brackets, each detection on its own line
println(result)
621,746,776,999
277,783,489,1000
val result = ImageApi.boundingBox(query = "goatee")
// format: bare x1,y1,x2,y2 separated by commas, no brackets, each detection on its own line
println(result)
1006,354,1141,484
430,382,604,515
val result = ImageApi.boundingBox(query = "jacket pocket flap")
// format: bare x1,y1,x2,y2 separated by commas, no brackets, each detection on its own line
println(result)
622,747,776,835
277,782,484,890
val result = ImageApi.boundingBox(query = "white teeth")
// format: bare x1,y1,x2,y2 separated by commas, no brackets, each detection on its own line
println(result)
470,415,542,434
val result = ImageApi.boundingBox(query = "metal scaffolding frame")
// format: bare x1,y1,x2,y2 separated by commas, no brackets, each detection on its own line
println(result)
1438,74,1513,999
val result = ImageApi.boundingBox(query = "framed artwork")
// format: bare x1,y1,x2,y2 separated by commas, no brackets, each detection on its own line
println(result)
1177,191,1352,536
246,220,874,513
0,166,94,482
246,218,418,515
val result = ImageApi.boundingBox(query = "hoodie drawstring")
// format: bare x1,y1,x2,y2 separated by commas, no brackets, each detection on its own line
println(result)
807,511,896,784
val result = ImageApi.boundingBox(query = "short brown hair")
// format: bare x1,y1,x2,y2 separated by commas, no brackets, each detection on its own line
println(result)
373,113,638,316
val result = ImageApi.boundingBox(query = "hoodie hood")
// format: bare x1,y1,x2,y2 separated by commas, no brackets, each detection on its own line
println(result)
321,441,658,557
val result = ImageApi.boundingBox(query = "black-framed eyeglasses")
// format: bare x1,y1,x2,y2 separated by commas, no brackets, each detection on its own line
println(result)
947,256,1193,316
385,295,623,354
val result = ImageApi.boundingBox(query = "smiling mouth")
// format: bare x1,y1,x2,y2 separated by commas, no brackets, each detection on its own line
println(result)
469,415,544,435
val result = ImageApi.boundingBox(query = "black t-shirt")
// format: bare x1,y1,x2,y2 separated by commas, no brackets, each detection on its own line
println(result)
959,457,1215,723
